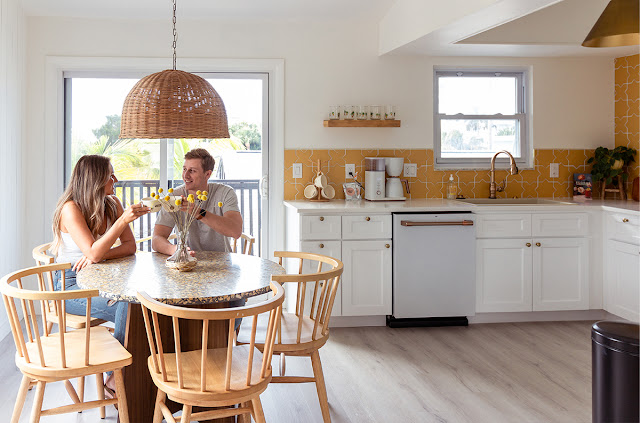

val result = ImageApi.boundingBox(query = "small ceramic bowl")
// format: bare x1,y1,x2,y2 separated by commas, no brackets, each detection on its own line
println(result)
141,197,162,213
161,195,181,212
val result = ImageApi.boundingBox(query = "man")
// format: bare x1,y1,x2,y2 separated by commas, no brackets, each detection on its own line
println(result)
152,148,243,254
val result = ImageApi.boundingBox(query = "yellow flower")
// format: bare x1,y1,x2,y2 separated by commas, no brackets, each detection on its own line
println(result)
154,195,160,200
150,192,155,197
175,199,182,206
187,194,195,200
164,196,170,201
158,188,163,193
203,190,208,195
217,202,223,207
188,196,195,203
196,190,202,195
168,188,174,193
201,195,208,201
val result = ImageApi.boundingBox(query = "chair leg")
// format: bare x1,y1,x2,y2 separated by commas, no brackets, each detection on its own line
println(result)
280,352,286,376
180,404,192,423
78,376,85,403
46,321,53,334
29,381,46,423
95,373,105,418
251,397,266,423
114,369,129,423
153,389,167,423
11,375,30,423
237,402,251,423
310,350,331,423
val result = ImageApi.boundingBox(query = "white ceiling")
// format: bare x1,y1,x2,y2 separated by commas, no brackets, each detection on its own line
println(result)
19,0,640,57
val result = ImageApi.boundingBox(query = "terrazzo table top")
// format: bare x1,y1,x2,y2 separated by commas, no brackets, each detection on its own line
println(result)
76,251,285,305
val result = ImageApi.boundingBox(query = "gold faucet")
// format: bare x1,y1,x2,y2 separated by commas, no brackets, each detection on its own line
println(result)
489,150,519,199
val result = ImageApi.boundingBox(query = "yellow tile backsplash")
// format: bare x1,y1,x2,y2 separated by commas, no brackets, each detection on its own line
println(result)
615,54,640,189
284,149,595,201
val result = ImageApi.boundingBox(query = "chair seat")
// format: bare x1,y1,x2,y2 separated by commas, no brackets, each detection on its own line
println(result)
45,309,106,329
18,326,132,380
148,344,271,405
238,312,328,353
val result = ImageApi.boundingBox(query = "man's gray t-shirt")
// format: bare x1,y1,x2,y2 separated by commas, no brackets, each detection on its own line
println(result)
155,183,240,252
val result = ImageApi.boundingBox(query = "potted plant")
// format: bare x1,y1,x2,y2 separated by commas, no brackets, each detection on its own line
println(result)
587,146,637,200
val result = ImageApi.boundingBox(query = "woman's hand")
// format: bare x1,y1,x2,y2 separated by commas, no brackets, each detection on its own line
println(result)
73,255,95,272
121,203,151,224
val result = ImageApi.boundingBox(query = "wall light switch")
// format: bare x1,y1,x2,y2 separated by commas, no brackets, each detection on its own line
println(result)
404,163,417,178
292,163,303,179
345,164,355,179
550,163,559,178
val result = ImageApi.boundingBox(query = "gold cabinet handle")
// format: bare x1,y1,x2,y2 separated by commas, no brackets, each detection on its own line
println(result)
319,243,324,248
623,218,630,223
319,216,324,221
366,217,371,221
526,243,531,247
536,242,541,247
385,244,390,248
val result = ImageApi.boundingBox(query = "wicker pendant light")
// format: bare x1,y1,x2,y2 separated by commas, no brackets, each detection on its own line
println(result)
582,0,639,47
119,0,229,139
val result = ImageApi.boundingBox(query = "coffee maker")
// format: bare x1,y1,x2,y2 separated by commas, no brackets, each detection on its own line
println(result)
364,157,386,201
384,157,409,200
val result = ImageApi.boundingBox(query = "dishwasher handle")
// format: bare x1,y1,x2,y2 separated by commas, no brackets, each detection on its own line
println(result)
401,220,474,227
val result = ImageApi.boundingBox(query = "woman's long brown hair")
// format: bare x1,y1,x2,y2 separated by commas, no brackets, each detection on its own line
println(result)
51,155,118,254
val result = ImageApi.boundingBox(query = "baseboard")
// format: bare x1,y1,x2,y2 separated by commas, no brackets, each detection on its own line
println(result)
469,309,614,324
329,315,387,327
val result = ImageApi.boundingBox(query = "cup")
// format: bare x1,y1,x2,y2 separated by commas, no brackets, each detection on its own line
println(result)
304,184,318,199
370,105,381,120
321,185,335,199
314,173,328,189
357,105,369,120
141,197,162,213
342,105,354,120
385,105,396,120
328,105,339,120
161,195,181,212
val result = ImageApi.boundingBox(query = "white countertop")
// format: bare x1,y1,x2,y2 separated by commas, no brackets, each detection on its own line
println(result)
284,198,640,214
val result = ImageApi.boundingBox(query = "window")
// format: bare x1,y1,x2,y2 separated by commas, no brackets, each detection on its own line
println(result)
434,69,530,168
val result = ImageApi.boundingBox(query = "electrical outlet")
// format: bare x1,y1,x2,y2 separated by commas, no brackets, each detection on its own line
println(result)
404,163,417,178
345,164,355,179
292,163,302,179
550,163,559,178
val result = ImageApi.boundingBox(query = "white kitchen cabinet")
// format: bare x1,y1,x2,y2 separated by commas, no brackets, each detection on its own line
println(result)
300,240,342,316
476,212,590,313
341,240,392,316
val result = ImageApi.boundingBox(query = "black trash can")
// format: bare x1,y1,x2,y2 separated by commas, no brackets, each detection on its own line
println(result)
592,321,640,423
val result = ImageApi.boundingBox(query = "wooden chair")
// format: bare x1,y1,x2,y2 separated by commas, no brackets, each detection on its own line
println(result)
232,233,256,255
1,263,132,423
237,251,343,423
137,280,285,423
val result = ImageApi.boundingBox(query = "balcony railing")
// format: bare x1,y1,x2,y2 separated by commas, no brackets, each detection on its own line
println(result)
114,179,261,255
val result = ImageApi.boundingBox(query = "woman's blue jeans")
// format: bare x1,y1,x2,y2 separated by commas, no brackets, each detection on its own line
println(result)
53,269,127,346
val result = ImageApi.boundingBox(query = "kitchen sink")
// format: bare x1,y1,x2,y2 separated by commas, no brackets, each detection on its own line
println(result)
456,198,576,206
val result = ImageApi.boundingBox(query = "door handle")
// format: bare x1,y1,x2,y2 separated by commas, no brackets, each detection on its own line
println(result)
259,175,268,198
401,220,474,227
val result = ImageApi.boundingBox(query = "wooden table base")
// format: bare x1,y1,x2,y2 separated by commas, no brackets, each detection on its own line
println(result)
124,303,235,423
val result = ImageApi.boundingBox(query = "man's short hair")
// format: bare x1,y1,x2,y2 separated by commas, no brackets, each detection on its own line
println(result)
185,148,215,173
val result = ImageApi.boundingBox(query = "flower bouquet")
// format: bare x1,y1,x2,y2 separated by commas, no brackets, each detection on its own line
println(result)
150,187,209,272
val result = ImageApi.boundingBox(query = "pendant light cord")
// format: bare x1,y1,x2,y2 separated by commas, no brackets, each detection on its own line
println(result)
172,0,177,70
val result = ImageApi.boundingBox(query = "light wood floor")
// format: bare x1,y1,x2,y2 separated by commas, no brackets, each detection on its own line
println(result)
0,321,593,422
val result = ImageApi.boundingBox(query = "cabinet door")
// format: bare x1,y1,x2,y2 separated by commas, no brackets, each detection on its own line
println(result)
476,239,533,312
341,240,392,316
300,240,342,317
532,238,589,311
606,240,640,322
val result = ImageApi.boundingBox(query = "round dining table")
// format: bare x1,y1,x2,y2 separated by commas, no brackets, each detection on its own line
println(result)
77,251,285,423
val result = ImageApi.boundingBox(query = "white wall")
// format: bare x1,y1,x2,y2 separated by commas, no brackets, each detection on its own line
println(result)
1,0,25,339
23,16,614,265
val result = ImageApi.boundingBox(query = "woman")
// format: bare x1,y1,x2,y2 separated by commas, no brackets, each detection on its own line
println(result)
52,155,150,345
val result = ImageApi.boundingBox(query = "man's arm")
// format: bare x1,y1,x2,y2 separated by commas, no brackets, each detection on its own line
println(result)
152,224,178,255
198,210,243,239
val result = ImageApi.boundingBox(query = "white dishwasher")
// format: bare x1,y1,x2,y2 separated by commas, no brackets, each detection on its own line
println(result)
389,212,476,327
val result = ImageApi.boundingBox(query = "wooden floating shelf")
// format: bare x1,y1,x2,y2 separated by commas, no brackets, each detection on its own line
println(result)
323,119,401,128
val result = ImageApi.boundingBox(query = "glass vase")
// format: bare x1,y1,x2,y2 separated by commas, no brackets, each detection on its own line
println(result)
165,233,197,272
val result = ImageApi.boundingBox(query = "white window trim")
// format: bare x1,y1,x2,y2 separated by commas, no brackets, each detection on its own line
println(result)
433,68,532,170
45,56,285,257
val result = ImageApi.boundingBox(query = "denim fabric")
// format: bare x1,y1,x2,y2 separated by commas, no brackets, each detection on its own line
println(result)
53,269,127,345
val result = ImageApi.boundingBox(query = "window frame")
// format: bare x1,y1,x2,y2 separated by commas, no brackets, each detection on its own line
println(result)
433,68,531,170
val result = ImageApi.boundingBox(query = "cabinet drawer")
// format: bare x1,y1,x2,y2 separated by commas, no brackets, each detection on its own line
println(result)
342,215,392,240
532,213,588,237
476,214,531,238
300,215,341,240
606,212,640,245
